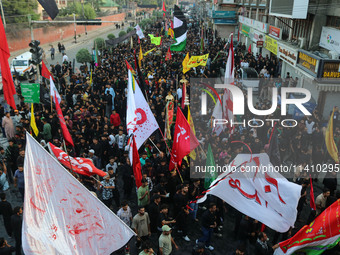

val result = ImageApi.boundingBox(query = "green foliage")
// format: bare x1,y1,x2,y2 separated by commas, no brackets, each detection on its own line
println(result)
119,31,127,37
2,0,39,23
139,18,152,29
94,38,105,49
84,4,96,19
107,33,116,40
59,2,96,19
76,48,92,63
126,27,134,33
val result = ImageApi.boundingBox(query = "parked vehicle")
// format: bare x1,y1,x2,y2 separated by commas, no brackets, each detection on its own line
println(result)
10,52,33,80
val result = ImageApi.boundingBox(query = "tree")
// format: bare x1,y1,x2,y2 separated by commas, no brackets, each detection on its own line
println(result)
94,38,105,50
119,31,127,37
59,2,96,19
76,48,92,63
84,4,97,19
107,33,116,40
2,0,39,23
126,27,134,33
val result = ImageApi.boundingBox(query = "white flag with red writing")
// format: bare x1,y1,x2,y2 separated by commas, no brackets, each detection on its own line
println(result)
23,133,135,254
126,69,159,150
198,153,301,233
48,142,106,177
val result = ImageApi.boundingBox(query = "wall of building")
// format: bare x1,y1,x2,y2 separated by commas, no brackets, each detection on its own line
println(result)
7,13,126,52
323,92,340,117
215,24,235,39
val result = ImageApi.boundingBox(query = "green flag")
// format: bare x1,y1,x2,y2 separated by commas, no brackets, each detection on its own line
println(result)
148,34,162,46
204,144,217,189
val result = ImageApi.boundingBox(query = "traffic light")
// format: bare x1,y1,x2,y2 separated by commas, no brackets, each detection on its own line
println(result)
29,40,43,65
77,19,102,26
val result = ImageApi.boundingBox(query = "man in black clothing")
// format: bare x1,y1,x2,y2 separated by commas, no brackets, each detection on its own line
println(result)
255,232,279,255
0,193,12,237
197,203,217,251
148,194,161,233
11,207,22,255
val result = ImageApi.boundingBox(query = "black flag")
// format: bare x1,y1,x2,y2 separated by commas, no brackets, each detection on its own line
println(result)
134,49,147,97
38,0,59,20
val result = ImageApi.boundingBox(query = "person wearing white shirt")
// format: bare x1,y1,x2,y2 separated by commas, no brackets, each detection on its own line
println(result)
176,87,182,100
62,53,69,63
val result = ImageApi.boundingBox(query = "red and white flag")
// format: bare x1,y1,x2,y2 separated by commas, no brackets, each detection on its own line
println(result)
126,70,159,150
23,133,135,254
169,108,199,171
49,142,106,177
132,136,142,188
198,153,302,233
223,33,234,133
55,95,74,147
0,18,16,109
50,77,61,104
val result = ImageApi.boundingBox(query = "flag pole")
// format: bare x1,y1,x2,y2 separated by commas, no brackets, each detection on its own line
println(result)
157,127,184,183
148,138,161,154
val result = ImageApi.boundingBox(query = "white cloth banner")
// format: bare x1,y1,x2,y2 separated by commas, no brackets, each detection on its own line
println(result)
23,133,135,255
134,24,145,39
126,70,159,150
211,99,223,136
198,153,301,233
50,76,61,104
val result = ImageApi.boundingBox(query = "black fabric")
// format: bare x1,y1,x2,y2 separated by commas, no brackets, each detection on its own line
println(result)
37,0,59,19
173,5,187,38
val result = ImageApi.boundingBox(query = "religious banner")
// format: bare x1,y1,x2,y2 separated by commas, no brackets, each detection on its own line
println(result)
23,133,135,254
197,153,302,233
187,54,209,68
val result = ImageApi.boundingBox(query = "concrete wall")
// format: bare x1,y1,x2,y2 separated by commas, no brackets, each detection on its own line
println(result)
7,13,126,52
215,25,236,39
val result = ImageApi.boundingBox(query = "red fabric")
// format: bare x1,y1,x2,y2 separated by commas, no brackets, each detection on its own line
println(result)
110,113,121,127
162,1,166,16
170,20,174,29
41,60,55,81
165,47,171,61
248,44,252,54
0,18,16,110
310,177,316,210
169,108,199,171
49,143,106,177
55,95,74,147
132,136,142,188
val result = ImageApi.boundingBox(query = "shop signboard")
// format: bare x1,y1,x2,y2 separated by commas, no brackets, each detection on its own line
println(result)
265,35,278,55
296,50,320,77
277,42,298,67
319,26,340,55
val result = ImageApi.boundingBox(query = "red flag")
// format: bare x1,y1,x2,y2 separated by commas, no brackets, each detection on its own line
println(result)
55,95,74,147
162,1,166,17
0,18,16,109
169,108,199,171
41,60,55,81
125,60,136,75
248,44,252,54
49,142,106,177
165,47,171,61
132,136,142,188
277,200,340,254
310,177,316,210
170,20,174,29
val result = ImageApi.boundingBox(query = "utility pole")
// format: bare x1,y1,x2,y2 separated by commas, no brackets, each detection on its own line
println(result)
0,0,6,28
73,13,77,43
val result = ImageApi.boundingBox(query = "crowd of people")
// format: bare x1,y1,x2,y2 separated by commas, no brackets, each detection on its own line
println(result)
0,16,339,255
